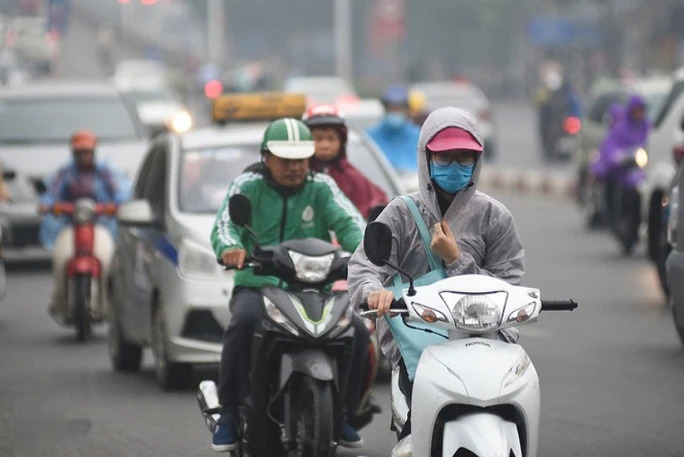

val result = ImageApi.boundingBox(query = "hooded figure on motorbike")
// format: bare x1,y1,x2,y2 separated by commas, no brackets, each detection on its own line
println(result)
347,107,525,438
591,94,650,178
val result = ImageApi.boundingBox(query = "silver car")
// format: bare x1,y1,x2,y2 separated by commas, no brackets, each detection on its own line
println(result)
108,122,403,390
0,82,147,253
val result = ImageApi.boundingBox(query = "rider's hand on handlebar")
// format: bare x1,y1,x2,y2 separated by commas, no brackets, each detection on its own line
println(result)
221,249,247,269
367,290,395,317
430,220,460,264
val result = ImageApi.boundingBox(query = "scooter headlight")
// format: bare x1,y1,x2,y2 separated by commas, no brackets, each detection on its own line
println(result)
264,296,300,336
288,250,335,283
73,200,96,223
503,352,532,387
442,292,507,333
635,147,648,169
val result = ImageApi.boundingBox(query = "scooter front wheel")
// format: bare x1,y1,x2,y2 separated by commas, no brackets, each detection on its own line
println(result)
74,274,91,342
292,377,335,457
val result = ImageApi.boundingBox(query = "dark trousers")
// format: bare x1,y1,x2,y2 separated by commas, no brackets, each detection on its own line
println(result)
218,287,370,422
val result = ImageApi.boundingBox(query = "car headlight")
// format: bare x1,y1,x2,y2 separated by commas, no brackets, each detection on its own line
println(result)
635,147,648,168
168,110,193,134
264,295,300,336
288,250,335,283
506,301,537,324
411,302,448,323
441,292,507,332
668,186,679,248
178,240,224,280
73,200,96,223
503,352,532,387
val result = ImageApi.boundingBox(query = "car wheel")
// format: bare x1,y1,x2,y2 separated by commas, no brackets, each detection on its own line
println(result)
108,299,142,372
152,306,193,390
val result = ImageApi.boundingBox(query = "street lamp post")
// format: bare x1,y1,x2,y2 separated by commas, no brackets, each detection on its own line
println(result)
334,0,352,81
207,0,226,68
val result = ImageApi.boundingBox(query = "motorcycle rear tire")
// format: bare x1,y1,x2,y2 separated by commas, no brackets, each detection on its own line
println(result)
74,274,91,342
293,377,335,457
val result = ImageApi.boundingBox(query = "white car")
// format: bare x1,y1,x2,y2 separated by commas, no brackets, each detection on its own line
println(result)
409,81,495,159
107,93,404,389
113,59,168,92
0,82,147,251
642,68,684,261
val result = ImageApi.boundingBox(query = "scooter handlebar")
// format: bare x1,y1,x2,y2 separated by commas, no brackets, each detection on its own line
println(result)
217,257,256,271
541,299,578,311
359,298,408,319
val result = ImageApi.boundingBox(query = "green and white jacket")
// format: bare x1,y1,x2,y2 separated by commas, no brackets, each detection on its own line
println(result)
211,164,365,290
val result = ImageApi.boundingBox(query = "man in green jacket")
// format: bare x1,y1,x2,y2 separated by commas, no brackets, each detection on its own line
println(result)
210,118,368,452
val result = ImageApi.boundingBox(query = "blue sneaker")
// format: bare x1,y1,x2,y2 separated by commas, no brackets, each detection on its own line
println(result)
339,422,363,448
212,416,238,452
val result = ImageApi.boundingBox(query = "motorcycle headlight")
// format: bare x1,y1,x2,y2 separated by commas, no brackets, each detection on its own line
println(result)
635,148,648,169
503,352,532,387
178,240,224,280
441,292,507,333
168,110,193,134
264,296,300,336
287,250,335,283
411,302,448,323
668,186,679,248
73,200,96,224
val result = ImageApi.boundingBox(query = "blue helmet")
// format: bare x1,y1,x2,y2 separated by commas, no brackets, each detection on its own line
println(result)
381,85,409,108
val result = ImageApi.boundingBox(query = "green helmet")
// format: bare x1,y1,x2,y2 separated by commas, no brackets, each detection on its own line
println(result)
260,118,315,159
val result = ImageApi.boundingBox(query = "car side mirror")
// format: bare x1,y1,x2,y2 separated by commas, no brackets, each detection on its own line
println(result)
229,194,251,227
364,221,393,266
117,200,157,227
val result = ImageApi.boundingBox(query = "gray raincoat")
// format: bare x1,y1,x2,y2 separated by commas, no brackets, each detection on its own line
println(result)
347,107,525,368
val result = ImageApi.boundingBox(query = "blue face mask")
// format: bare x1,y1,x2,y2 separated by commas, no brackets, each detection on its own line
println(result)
384,112,406,129
430,160,474,194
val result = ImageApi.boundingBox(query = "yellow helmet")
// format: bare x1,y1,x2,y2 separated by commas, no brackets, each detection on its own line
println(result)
408,90,427,117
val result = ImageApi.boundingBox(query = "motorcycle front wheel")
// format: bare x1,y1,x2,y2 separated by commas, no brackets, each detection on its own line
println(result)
74,274,91,342
292,377,335,457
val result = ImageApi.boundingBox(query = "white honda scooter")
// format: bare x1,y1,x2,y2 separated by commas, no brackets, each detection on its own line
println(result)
361,222,578,457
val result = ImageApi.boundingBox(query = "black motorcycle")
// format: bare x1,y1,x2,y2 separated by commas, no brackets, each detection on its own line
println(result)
197,194,363,457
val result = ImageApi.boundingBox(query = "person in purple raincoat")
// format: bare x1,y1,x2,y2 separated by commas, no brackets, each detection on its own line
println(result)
590,95,650,178
590,95,650,220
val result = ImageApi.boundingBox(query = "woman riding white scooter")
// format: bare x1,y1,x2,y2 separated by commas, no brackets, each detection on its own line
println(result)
348,107,525,445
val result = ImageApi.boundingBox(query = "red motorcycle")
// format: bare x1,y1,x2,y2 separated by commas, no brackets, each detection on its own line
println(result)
43,198,117,341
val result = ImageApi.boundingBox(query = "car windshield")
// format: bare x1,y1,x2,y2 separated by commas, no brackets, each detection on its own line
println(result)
0,97,140,143
179,132,398,214
179,145,259,214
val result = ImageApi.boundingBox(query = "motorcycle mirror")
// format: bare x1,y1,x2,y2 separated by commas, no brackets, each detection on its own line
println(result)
364,222,393,266
1,169,15,181
229,194,251,227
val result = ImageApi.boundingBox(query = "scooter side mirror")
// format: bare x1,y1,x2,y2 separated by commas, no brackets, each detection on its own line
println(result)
1,169,15,181
367,204,386,223
364,221,393,267
229,194,251,227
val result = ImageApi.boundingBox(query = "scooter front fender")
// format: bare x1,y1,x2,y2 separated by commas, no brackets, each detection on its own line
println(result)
280,350,335,389
441,412,522,457
66,256,101,278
